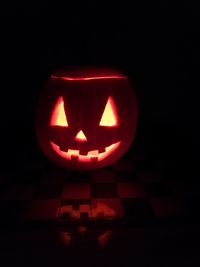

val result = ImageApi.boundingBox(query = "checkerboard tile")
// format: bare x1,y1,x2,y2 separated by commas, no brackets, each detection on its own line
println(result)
143,181,172,197
62,184,90,199
0,184,36,200
113,159,136,171
91,183,118,198
91,198,123,219
0,156,190,226
40,169,66,184
150,196,185,217
25,199,61,220
115,171,138,182
136,170,162,183
64,171,91,183
60,199,91,209
90,170,115,183
117,182,146,198
121,198,155,220
57,199,91,220
57,198,123,221
35,184,63,199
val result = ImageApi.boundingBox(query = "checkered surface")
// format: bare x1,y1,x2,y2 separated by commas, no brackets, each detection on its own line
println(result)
0,156,193,227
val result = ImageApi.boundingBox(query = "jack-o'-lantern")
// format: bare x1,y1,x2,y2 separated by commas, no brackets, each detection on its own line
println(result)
35,67,138,170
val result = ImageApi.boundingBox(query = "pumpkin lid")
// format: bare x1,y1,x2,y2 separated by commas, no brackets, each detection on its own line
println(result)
50,66,127,81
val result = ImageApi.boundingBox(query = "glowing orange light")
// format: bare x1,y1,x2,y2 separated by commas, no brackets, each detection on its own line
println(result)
74,130,87,142
57,203,116,220
100,97,118,126
91,203,116,219
58,231,71,246
51,75,126,81
50,96,68,126
88,150,99,157
98,230,112,247
50,141,121,162
78,226,87,233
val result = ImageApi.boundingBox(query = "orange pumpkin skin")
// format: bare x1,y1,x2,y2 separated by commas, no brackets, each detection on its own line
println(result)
35,67,138,170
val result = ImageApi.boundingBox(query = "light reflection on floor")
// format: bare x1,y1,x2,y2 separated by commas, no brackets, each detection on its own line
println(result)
57,202,117,220
58,226,113,248
56,201,116,247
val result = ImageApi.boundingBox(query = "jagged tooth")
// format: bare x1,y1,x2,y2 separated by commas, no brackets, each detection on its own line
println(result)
68,149,79,155
98,148,106,154
88,150,98,157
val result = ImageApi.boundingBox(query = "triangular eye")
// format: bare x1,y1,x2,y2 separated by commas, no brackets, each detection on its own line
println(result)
50,96,68,126
99,96,118,126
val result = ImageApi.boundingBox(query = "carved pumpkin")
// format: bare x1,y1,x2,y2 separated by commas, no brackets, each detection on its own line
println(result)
35,67,138,170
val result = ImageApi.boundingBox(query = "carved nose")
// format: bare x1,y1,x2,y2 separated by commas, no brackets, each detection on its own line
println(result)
74,130,87,142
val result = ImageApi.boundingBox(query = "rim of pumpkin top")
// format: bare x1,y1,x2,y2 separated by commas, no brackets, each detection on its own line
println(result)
49,66,128,81
51,75,127,81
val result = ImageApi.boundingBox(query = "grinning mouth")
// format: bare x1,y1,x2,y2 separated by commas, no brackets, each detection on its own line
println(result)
50,141,121,162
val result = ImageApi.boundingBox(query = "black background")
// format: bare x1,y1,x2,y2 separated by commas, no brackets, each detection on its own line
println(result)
0,1,200,179
0,2,200,266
